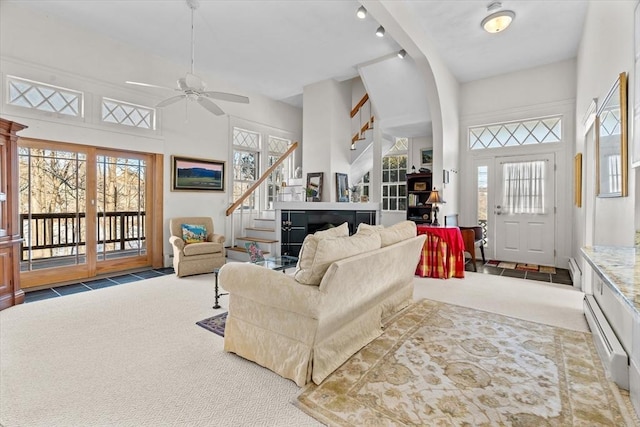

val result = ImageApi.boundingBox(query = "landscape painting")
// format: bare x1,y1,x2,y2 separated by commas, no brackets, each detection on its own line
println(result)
172,156,225,192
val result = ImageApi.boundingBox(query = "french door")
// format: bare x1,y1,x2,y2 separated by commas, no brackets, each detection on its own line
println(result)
494,153,555,265
18,139,162,289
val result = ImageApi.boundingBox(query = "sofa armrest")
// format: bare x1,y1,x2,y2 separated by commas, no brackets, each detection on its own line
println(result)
209,233,225,244
219,263,322,318
169,235,185,251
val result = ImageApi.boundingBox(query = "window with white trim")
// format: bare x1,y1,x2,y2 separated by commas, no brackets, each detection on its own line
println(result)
469,116,562,150
8,75,83,117
232,127,260,210
101,98,155,130
266,136,292,208
382,138,408,211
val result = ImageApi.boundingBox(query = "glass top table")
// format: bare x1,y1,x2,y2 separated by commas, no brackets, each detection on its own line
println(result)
253,255,298,271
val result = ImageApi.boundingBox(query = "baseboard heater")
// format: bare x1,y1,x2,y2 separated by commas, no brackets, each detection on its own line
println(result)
583,295,629,389
568,257,581,289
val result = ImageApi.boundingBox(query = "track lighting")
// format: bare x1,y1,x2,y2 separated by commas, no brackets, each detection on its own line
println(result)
351,142,357,151
375,26,385,37
356,5,367,19
397,49,407,59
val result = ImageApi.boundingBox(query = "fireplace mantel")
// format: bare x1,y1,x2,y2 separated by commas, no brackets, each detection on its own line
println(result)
274,201,380,211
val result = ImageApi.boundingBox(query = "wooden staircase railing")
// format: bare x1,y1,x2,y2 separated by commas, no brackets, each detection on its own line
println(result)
225,141,299,217
351,93,374,144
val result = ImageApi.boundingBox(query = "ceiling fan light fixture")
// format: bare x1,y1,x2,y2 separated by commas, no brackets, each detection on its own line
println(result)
356,5,367,19
397,49,407,59
375,26,385,37
481,2,515,33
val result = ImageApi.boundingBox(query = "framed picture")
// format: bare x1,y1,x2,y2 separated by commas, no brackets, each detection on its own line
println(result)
171,155,225,192
336,173,349,202
420,148,433,165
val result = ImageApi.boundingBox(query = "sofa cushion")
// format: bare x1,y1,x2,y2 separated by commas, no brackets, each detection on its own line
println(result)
182,223,207,244
183,241,223,256
294,232,381,285
314,222,349,239
358,221,416,247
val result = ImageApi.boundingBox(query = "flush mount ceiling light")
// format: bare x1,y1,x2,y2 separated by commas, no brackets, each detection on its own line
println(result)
481,2,515,33
375,25,385,37
356,5,367,19
397,49,407,59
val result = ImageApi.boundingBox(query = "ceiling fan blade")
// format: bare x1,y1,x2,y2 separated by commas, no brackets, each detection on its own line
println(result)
126,81,175,91
156,95,187,108
197,97,225,116
202,91,250,104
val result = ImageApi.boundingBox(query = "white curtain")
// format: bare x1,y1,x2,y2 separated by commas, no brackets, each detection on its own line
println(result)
502,161,545,214
607,154,621,193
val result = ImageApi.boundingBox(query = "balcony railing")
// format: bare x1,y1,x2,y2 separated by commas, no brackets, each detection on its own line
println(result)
20,211,146,261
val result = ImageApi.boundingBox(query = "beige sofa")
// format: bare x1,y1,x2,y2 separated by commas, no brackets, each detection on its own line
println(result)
219,221,426,386
169,217,225,277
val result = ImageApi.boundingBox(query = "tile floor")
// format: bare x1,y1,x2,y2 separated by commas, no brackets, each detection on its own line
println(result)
24,267,175,303
23,258,573,304
464,259,573,286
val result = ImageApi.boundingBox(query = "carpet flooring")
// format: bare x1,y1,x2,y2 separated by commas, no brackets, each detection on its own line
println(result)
296,299,638,426
196,311,227,337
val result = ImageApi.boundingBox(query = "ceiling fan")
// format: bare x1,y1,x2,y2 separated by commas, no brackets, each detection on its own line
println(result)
126,0,249,116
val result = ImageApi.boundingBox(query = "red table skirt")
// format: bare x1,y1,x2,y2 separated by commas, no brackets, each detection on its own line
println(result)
415,226,465,279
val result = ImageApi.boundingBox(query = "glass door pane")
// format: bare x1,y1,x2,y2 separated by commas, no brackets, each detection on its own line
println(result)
96,155,146,261
19,147,87,270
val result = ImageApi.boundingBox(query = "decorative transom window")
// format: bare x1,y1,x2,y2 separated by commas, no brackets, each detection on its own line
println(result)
233,127,260,149
382,138,408,212
599,108,621,136
469,116,562,150
7,75,83,117
101,98,155,130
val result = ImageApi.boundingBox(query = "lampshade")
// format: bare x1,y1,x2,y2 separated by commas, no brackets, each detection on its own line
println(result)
356,5,367,19
426,188,443,204
375,26,385,37
481,10,515,33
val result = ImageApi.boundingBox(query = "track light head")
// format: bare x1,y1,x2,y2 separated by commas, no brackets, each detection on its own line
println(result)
397,49,407,59
375,26,385,37
356,5,367,19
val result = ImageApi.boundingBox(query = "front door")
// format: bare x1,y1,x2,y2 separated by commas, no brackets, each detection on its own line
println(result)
494,153,555,265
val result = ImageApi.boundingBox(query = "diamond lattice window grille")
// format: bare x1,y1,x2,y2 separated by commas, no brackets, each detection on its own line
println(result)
8,76,82,117
600,109,621,136
469,116,562,150
101,98,154,130
268,136,290,154
233,127,260,149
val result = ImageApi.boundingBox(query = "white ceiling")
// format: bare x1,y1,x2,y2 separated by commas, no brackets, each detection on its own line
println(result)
8,0,588,108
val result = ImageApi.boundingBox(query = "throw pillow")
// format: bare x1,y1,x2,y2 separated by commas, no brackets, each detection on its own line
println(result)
314,222,349,238
182,223,207,244
378,221,417,247
294,232,381,286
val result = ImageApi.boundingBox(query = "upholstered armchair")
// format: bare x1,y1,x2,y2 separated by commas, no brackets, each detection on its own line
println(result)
169,217,225,277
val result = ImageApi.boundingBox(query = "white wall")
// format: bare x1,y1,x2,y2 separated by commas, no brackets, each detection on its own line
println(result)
0,2,303,263
460,59,577,267
575,1,635,249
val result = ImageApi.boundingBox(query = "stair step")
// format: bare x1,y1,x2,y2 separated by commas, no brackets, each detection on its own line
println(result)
236,236,278,244
245,227,275,232
256,218,275,222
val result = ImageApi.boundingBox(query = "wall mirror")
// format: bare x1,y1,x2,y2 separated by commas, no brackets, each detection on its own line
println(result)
306,172,323,202
335,173,349,202
596,72,628,197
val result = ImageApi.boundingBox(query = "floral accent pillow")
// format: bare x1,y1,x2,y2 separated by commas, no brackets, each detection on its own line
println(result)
182,224,207,244
245,242,265,263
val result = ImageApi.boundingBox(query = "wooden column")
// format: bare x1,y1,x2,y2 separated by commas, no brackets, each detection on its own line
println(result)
0,118,27,310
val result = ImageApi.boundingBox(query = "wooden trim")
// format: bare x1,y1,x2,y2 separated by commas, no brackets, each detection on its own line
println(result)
151,154,164,268
225,141,298,216
350,93,369,118
351,116,375,143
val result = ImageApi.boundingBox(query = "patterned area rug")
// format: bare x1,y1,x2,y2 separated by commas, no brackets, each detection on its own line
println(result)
296,299,638,426
486,259,557,274
196,312,227,337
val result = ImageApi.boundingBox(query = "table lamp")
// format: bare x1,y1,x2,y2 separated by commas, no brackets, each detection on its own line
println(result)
426,188,443,226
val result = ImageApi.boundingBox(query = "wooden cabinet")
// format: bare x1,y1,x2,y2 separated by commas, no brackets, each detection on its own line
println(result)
406,173,433,224
0,118,27,310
